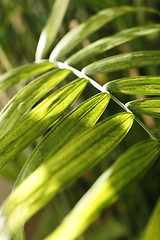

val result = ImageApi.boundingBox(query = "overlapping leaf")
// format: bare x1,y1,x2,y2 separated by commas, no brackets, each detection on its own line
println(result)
0,78,87,169
0,61,55,92
104,76,160,95
66,24,160,65
35,0,70,60
83,51,160,75
126,98,160,118
45,140,160,240
0,69,70,138
15,93,110,186
49,6,158,61
0,113,133,238
13,93,110,240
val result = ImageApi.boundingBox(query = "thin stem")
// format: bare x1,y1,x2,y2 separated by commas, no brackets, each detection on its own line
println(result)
51,60,158,141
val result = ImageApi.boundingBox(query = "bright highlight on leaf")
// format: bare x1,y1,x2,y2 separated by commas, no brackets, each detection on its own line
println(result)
45,140,160,240
83,51,160,75
0,61,55,92
0,78,87,169
35,0,70,60
0,69,70,138
0,113,133,238
126,98,160,118
104,76,160,95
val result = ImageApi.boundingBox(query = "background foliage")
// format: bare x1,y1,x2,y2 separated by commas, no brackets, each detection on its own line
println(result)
0,0,160,239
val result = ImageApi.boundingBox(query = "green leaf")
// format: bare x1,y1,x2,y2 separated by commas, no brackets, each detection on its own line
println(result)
45,140,160,240
126,98,160,118
0,113,134,238
15,93,110,186
104,76,160,96
13,93,110,240
0,78,87,169
141,196,160,240
66,24,160,65
49,6,158,61
0,61,55,92
35,0,70,60
83,51,160,75
0,69,70,138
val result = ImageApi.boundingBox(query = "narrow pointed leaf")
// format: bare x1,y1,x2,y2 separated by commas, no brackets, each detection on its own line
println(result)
45,140,160,240
13,93,110,240
0,78,87,169
49,6,157,61
15,93,110,186
141,197,160,240
83,51,160,75
0,69,70,138
104,76,160,95
67,24,160,65
0,61,55,92
0,113,134,238
126,98,160,118
35,0,70,60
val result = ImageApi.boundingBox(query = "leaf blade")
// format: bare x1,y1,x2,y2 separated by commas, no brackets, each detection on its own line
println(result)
0,61,55,92
66,24,160,65
0,113,134,238
0,69,70,138
126,98,160,118
49,6,157,61
0,78,87,169
104,76,160,96
15,93,111,186
35,0,70,60
83,51,160,75
45,140,160,240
